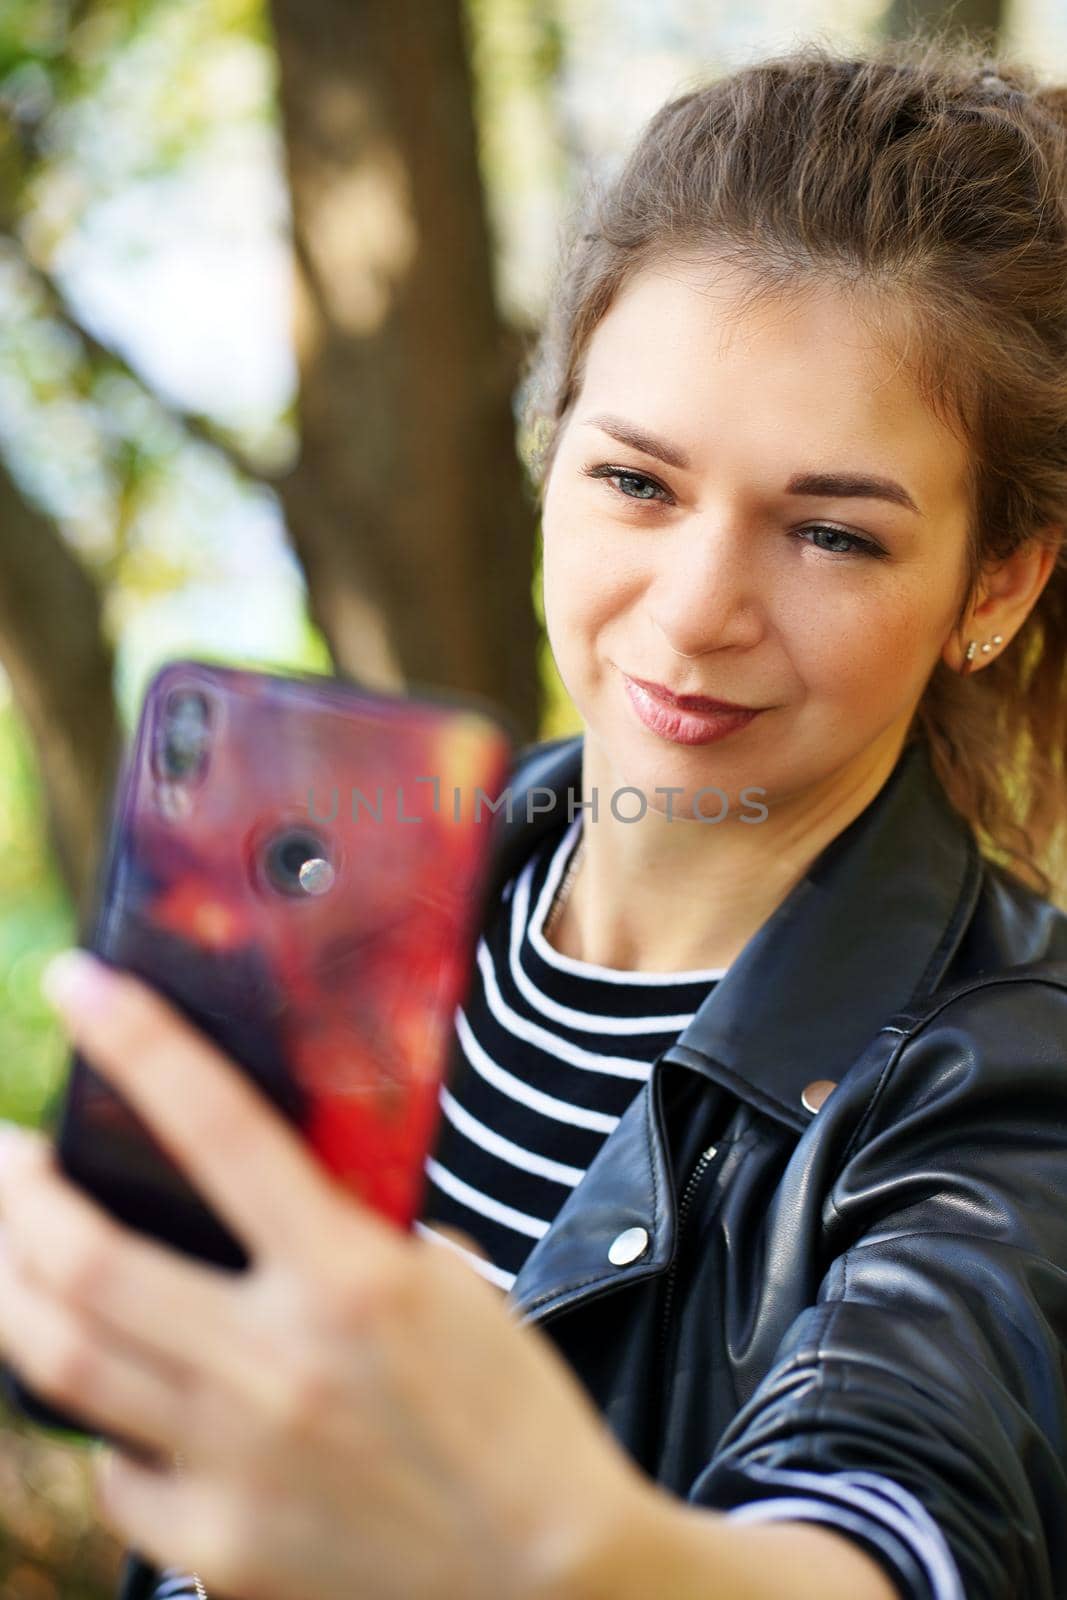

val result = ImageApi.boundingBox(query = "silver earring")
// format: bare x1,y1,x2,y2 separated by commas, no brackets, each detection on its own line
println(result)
964,634,1004,671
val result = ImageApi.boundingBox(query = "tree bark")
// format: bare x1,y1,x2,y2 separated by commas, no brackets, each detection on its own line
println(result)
0,0,543,900
269,0,542,738
0,450,118,911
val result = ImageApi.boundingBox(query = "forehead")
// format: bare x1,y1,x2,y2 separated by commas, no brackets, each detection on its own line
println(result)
576,257,971,517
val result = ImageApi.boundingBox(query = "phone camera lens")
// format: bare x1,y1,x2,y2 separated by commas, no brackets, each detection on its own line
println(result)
263,829,336,897
156,689,212,783
298,857,336,896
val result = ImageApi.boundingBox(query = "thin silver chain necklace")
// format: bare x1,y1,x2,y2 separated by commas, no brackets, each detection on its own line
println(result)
543,837,585,940
172,1452,208,1600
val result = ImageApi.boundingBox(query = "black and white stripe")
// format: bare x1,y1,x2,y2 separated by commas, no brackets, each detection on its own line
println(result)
147,1568,204,1598
417,816,726,1289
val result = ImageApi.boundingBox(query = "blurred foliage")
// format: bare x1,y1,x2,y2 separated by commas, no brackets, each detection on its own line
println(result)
0,1,576,1589
0,684,73,1132
0,1424,119,1600
0,665,110,1599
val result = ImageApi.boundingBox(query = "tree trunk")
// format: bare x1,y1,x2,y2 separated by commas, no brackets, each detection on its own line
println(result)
883,0,1003,44
269,0,542,739
0,452,119,912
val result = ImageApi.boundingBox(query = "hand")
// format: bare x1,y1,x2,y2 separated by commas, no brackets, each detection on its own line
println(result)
0,951,654,1600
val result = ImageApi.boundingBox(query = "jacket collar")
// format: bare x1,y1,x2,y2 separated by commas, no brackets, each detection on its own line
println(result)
491,733,983,1128
491,732,984,1321
665,735,984,1131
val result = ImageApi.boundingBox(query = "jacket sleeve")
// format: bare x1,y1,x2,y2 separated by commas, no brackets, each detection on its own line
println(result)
688,972,1067,1600
721,1470,961,1598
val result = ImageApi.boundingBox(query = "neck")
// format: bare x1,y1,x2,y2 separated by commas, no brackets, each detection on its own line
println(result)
548,730,910,973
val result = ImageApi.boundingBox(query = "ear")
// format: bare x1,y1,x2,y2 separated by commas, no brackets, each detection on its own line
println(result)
942,528,1062,674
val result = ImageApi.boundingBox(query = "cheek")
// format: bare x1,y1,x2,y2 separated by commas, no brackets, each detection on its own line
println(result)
793,579,938,698
540,527,573,642
541,513,633,642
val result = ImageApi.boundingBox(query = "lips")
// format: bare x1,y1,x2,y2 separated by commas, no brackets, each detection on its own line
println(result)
624,673,759,714
622,675,764,747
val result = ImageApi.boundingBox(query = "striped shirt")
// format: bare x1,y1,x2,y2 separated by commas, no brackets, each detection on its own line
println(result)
147,813,964,1600
417,813,728,1288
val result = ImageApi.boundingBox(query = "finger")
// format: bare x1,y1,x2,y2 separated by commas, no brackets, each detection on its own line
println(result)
0,1224,189,1460
95,1450,273,1600
41,950,372,1267
0,1127,255,1384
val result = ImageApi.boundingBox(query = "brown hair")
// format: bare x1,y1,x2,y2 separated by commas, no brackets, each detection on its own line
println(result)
518,26,1067,905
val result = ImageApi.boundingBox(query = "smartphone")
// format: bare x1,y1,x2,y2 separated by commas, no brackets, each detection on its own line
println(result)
4,659,514,1443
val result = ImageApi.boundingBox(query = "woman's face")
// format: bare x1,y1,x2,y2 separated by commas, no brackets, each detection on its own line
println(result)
540,257,975,816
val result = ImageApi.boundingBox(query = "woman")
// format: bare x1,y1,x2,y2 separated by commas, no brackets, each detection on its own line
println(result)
2,25,1067,1600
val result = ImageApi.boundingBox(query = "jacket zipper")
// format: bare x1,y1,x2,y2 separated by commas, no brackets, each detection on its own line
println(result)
656,1141,719,1376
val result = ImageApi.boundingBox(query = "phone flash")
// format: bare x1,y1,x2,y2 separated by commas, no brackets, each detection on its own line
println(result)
156,782,194,822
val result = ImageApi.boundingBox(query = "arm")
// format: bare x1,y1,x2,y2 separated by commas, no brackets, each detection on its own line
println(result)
679,974,1067,1600
551,1489,904,1600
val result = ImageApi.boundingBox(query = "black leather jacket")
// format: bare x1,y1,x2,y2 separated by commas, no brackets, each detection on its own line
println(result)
119,733,1067,1600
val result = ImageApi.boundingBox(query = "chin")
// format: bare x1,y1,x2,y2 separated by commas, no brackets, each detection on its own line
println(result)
586,723,749,820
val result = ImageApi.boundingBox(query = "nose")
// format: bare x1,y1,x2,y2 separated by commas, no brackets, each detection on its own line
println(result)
649,521,764,660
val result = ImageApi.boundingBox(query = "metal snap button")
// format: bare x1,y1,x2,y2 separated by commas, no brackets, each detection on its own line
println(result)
607,1226,650,1266
801,1078,837,1114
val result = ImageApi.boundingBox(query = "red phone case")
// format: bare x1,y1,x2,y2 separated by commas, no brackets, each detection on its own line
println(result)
6,659,514,1440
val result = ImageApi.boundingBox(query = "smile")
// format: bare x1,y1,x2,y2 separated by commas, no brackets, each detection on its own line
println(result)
622,674,765,746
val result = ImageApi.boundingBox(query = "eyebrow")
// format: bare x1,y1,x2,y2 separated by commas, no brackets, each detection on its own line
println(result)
580,413,922,516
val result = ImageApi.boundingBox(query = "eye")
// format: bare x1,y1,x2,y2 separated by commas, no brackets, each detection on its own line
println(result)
580,463,888,560
582,463,674,505
792,524,887,560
